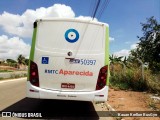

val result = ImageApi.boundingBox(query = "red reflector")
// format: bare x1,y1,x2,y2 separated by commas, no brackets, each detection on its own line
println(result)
95,95,104,97
99,95,104,97
32,72,36,76
30,89,34,92
29,60,39,87
101,68,107,73
96,65,108,90
101,76,104,79
29,89,39,92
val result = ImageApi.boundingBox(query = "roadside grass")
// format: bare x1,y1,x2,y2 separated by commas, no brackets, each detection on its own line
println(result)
10,73,27,79
110,68,148,91
110,64,160,94
0,73,27,81
0,65,28,81
145,71,160,94
148,99,157,110
146,97,160,111
0,70,13,72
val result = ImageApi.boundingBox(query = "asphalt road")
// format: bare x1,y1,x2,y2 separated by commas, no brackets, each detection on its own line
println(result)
0,78,113,120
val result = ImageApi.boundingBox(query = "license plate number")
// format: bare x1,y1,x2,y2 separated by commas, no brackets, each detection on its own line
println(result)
61,83,75,89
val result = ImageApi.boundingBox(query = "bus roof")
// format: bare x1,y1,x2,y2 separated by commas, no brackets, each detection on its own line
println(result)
35,18,109,27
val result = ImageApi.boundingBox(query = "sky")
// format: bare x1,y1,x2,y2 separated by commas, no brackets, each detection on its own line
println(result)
0,0,159,60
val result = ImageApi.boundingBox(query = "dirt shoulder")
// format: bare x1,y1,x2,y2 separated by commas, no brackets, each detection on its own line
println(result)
107,88,160,120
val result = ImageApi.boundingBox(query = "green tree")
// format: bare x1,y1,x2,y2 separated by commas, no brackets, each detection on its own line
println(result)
129,16,160,72
109,54,123,64
109,54,123,75
25,59,29,66
6,59,17,64
6,59,17,67
17,54,25,65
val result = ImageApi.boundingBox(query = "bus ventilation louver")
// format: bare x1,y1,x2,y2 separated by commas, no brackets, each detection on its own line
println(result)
29,60,39,87
96,65,108,90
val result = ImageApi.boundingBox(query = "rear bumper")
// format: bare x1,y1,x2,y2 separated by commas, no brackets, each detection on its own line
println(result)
26,81,108,102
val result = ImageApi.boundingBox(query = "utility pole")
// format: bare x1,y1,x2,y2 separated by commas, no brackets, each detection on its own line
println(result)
137,58,144,80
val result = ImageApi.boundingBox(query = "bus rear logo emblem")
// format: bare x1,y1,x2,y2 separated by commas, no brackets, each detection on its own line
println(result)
65,29,79,43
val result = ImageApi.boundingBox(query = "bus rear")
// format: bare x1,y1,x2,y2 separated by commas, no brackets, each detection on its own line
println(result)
27,18,109,102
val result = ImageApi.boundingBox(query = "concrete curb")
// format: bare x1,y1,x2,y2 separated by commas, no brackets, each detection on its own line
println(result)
105,102,116,111
105,103,122,120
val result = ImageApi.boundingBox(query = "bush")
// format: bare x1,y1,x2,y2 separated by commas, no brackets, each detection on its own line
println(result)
145,70,160,94
110,68,148,92
110,64,160,94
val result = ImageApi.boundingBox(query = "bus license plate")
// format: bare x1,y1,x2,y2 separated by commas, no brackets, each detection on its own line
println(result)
61,83,75,89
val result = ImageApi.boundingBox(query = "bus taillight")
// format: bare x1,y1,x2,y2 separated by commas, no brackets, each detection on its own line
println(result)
29,60,39,87
96,65,108,90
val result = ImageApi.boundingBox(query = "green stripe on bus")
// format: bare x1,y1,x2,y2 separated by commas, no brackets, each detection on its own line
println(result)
105,26,109,65
30,27,37,61
105,26,110,85
27,27,37,81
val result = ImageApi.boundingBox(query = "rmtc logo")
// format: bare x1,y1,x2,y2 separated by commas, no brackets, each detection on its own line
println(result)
45,69,93,76
45,69,58,74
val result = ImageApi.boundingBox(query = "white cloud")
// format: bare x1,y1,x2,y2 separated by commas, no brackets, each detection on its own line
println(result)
125,41,130,44
113,43,138,58
0,4,109,60
113,49,130,57
0,35,30,60
130,43,138,49
76,16,98,21
109,37,115,42
0,4,75,38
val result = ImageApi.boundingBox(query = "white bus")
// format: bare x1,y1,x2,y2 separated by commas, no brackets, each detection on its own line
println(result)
27,18,109,102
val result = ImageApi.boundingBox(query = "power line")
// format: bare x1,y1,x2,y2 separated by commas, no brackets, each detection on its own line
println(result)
90,0,110,20
89,0,97,18
92,0,101,20
97,0,110,20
